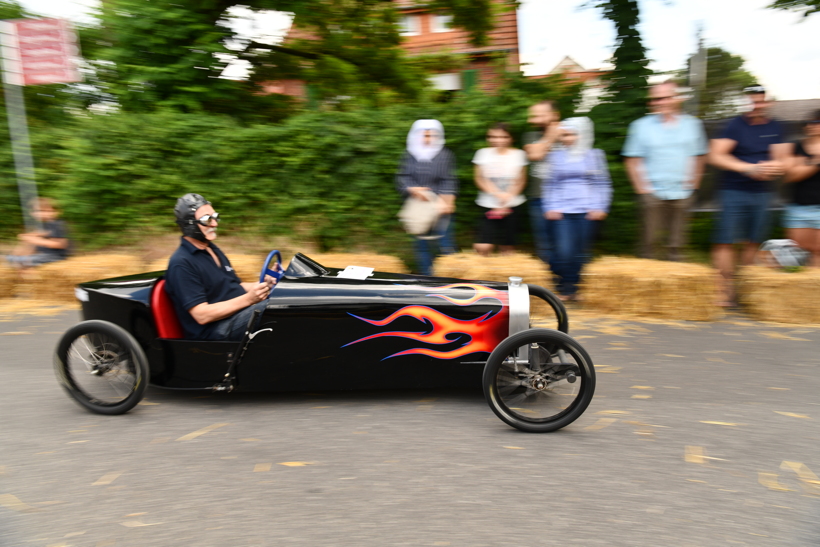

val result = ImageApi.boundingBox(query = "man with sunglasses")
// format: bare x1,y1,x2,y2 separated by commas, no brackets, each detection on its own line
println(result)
623,81,708,261
708,85,789,307
164,193,276,340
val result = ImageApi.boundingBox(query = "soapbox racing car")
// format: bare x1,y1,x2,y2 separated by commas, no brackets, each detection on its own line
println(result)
54,252,596,433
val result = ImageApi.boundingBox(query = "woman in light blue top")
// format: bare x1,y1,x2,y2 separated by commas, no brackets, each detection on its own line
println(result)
542,117,612,300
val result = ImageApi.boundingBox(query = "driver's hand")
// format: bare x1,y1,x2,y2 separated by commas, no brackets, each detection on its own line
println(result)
263,274,277,288
247,282,271,304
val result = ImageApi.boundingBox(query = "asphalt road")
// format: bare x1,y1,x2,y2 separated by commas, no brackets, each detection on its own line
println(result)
1,309,819,546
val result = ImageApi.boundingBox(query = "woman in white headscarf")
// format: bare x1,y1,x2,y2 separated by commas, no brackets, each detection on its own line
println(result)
396,119,458,275
542,117,612,300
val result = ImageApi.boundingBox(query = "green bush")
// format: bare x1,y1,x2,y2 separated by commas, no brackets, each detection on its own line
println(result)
3,76,584,260
1,74,729,263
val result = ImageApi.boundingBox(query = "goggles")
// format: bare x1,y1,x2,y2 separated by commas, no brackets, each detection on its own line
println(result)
195,212,220,226
743,85,766,94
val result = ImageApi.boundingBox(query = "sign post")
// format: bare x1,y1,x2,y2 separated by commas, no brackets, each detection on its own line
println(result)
0,18,80,232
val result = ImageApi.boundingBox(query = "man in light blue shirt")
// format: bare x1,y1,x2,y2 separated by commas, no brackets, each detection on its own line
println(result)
623,81,708,261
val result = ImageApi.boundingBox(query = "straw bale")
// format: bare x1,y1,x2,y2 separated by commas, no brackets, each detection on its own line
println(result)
306,253,408,274
21,254,144,303
737,266,820,324
148,252,408,280
0,263,15,299
582,257,723,321
432,252,556,319
433,252,552,287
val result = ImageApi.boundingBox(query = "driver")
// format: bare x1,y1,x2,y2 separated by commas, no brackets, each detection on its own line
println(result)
164,193,276,340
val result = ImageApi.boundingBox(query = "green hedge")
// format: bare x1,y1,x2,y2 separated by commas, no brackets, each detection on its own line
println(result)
0,77,726,264
1,80,580,253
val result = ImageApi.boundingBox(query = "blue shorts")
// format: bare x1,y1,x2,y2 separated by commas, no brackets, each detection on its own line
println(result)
783,204,820,229
713,189,773,244
5,253,63,267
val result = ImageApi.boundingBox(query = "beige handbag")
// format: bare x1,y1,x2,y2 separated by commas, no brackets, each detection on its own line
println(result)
398,190,442,236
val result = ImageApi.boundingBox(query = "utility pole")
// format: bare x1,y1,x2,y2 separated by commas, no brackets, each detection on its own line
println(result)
686,22,707,117
0,18,80,233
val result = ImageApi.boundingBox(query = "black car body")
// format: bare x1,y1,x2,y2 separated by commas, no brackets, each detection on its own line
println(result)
56,253,595,432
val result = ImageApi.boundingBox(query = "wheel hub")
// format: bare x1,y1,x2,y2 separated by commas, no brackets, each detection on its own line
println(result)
90,350,118,375
531,376,548,391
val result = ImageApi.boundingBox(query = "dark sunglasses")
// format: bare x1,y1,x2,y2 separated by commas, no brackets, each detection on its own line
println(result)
195,212,220,226
649,95,674,102
807,120,820,125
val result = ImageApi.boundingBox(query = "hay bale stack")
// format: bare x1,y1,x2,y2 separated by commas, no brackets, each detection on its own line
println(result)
147,253,261,282
582,257,722,321
22,254,145,303
433,252,555,320
0,263,15,298
148,252,408,281
306,253,408,274
737,266,820,324
432,252,552,288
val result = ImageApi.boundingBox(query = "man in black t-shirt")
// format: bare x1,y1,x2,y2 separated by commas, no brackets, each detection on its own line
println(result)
164,193,277,340
708,85,790,306
6,197,70,268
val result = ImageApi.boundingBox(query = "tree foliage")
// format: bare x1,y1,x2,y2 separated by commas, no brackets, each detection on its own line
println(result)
86,0,512,117
587,0,652,253
768,0,820,17
678,47,757,120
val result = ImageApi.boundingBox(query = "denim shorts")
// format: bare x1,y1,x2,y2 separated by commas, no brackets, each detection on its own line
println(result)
713,189,773,244
782,203,820,229
5,253,63,267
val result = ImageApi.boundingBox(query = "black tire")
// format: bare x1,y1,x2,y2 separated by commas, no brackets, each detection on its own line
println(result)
483,328,595,433
54,320,149,415
527,284,568,334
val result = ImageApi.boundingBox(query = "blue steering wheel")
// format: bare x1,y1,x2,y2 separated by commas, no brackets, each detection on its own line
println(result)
260,250,284,284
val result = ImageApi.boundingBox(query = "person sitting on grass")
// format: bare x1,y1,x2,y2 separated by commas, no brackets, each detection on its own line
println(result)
6,197,71,270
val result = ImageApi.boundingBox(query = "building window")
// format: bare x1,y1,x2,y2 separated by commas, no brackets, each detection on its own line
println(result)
432,14,453,33
429,73,461,91
399,15,421,36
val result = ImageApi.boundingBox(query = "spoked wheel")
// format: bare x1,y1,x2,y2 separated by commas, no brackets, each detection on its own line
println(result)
54,320,149,415
483,328,595,433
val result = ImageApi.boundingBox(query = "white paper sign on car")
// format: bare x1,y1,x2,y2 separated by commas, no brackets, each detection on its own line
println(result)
336,266,374,280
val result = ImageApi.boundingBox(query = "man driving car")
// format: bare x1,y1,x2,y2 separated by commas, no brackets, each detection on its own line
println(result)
165,193,276,340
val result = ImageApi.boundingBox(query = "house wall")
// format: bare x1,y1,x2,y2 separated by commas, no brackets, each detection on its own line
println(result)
398,2,519,93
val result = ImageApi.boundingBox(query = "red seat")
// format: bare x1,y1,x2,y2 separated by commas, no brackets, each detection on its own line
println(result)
151,279,184,339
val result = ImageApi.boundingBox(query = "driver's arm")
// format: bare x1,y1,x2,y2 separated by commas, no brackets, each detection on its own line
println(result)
188,282,270,325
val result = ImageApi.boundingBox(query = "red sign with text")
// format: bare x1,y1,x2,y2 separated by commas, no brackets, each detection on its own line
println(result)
0,18,80,86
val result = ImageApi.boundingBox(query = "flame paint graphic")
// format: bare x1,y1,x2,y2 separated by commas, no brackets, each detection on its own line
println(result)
343,283,508,360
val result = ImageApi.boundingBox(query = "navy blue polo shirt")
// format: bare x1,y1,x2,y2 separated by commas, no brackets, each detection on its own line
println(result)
164,238,246,339
719,115,784,193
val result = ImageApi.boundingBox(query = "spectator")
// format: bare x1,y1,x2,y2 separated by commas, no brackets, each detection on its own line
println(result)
708,85,790,306
396,119,458,275
473,123,528,256
624,81,708,261
6,197,70,269
523,100,562,264
782,109,820,267
542,117,612,301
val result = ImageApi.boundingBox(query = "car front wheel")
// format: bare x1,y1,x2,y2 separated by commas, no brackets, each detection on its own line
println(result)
483,328,595,433
54,320,149,415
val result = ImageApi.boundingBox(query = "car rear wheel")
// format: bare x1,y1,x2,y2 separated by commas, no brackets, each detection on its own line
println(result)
483,328,595,433
54,320,149,415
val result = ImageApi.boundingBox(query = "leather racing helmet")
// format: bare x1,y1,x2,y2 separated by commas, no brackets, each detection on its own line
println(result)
174,193,212,242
